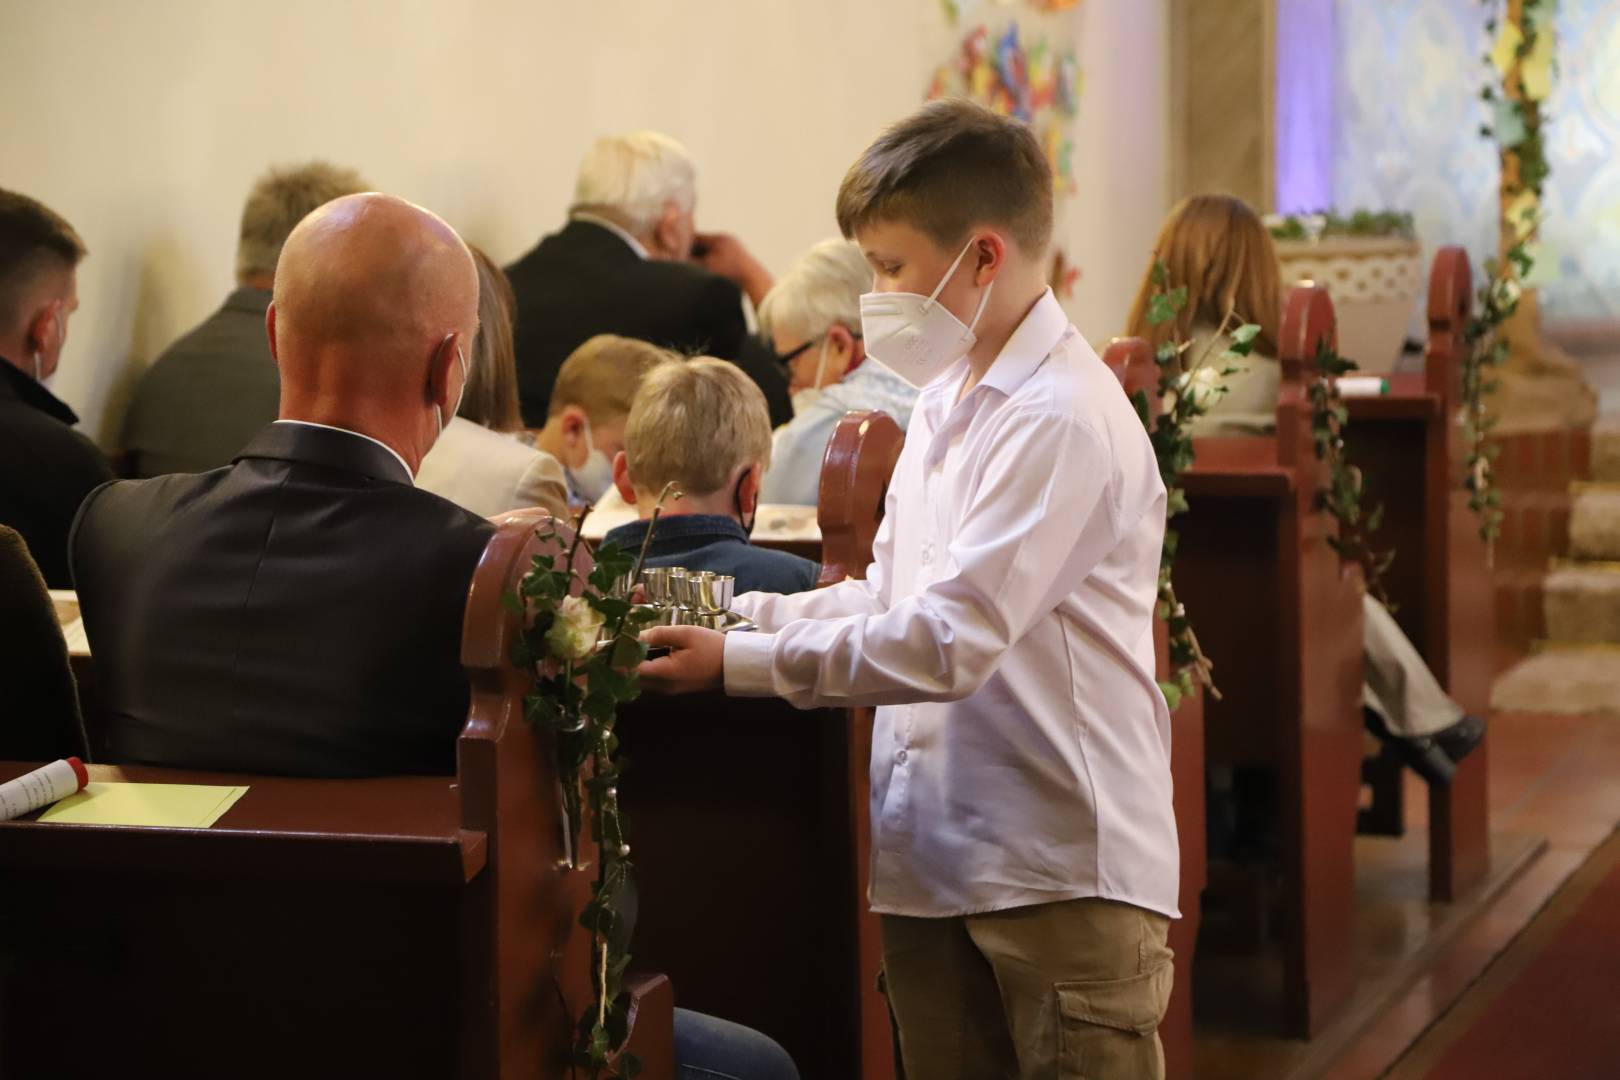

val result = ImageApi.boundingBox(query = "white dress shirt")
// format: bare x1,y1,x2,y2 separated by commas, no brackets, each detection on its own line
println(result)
416,416,569,518
724,289,1179,919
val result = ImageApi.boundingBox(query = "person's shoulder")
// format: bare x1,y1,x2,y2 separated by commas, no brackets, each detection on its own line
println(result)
741,545,819,593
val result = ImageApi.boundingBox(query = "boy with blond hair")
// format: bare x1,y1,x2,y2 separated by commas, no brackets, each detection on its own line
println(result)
641,100,1176,1079
603,357,816,594
529,333,678,505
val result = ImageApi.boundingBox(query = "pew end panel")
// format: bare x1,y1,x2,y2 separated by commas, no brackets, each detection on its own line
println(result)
1346,246,1491,902
817,411,904,587
1105,334,1207,1079
1179,286,1366,1038
460,506,676,1077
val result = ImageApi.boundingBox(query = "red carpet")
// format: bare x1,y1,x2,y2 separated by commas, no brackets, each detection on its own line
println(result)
1409,828,1620,1079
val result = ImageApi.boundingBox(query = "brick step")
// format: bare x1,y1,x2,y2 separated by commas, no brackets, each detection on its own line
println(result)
1497,490,1573,567
1488,426,1592,490
1570,484,1620,560
1493,642,1620,716
1495,566,1548,656
1544,562,1620,645
1595,416,1620,482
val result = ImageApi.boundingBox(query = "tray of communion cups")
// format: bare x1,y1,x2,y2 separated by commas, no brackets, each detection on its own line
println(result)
633,566,757,632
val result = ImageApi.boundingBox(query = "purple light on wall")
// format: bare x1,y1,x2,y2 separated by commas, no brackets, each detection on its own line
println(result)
1274,0,1338,213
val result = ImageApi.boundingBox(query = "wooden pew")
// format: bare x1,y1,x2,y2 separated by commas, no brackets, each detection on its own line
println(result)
1102,336,1207,1080
1347,247,1492,902
614,411,902,1080
0,510,674,1079
1175,286,1367,1037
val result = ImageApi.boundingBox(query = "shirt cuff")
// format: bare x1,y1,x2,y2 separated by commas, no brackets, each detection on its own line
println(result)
723,629,780,698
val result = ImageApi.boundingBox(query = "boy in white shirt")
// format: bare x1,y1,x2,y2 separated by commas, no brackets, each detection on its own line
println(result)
640,100,1177,1080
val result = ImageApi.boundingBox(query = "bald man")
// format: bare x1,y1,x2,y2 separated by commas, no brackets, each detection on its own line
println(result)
69,194,496,777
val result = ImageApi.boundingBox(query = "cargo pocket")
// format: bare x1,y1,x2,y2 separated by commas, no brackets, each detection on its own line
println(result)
1055,961,1172,1079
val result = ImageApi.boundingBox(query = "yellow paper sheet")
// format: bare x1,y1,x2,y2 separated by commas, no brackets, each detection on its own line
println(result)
38,782,249,828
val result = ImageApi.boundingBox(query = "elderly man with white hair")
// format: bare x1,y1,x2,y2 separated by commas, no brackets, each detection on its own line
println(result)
757,238,919,507
506,130,791,430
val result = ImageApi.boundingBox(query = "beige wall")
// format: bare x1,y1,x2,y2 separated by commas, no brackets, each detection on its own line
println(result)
0,0,1170,444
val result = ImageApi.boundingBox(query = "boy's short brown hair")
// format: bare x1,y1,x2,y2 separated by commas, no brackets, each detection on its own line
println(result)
624,357,772,498
836,99,1054,255
547,334,680,425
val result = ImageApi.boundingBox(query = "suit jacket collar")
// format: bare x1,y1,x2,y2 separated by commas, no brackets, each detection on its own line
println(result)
551,218,647,265
236,421,414,486
0,354,79,426
222,286,273,317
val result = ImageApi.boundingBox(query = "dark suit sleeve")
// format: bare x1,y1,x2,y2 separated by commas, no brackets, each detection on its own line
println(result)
67,480,117,592
691,275,794,428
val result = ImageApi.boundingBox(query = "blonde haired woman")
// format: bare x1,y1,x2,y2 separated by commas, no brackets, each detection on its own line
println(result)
1125,193,1485,786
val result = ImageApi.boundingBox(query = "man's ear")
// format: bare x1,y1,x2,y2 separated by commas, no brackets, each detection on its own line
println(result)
652,204,687,260
826,322,860,376
612,450,637,505
265,304,279,364
972,232,1008,287
427,333,461,409
26,300,63,354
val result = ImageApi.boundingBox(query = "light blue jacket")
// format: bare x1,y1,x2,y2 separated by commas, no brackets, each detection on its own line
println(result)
759,362,920,506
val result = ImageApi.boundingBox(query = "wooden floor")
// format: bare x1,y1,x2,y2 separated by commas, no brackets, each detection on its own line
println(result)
1192,709,1620,1080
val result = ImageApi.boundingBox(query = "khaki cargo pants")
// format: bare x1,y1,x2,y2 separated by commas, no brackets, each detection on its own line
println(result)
880,896,1173,1080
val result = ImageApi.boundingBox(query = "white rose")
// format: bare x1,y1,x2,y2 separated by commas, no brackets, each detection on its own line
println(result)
545,595,606,661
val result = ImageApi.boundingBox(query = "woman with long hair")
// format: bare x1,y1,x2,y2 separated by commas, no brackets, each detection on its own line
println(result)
417,247,569,518
1125,193,1485,784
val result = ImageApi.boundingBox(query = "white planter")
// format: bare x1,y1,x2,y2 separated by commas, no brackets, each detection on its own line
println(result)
1274,235,1424,374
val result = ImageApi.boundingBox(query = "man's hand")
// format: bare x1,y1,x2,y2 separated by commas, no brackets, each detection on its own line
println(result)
637,625,726,695
693,231,774,307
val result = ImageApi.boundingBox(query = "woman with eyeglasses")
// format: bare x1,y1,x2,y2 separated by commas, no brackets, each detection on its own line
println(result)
756,238,919,507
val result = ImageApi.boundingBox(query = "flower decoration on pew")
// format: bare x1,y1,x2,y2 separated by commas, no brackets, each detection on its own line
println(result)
504,482,680,1079
1130,261,1263,710
1468,0,1557,557
1308,341,1397,609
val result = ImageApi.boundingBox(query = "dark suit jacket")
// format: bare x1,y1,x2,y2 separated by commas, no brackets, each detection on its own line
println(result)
0,525,90,762
69,422,495,778
0,358,114,589
506,219,791,427
121,287,281,477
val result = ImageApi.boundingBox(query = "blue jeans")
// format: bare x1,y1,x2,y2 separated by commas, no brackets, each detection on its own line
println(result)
673,1008,800,1080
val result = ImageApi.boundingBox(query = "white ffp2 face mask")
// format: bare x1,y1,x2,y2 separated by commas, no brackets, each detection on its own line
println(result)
433,346,470,440
859,239,993,389
567,419,615,504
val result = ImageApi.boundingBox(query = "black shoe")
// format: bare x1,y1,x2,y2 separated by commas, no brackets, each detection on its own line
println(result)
1364,708,1456,785
1432,714,1487,765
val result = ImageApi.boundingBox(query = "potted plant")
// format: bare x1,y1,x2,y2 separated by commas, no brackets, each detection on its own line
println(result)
1268,210,1423,375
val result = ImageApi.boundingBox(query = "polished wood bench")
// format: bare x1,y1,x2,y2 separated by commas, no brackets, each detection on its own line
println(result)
1174,285,1367,1038
3,510,675,1079
615,411,902,1080
1348,246,1491,902
1102,335,1208,1079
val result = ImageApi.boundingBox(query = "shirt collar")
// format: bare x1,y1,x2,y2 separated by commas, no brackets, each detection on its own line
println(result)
916,288,1069,428
977,287,1069,398
0,354,79,426
569,213,650,260
271,419,415,485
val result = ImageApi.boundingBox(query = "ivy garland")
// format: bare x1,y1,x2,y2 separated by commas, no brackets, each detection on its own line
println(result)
1470,0,1557,556
505,487,679,1079
1309,340,1396,608
1133,262,1261,711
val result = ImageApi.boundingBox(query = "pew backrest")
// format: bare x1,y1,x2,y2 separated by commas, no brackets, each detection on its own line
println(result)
1425,245,1472,414
816,411,905,586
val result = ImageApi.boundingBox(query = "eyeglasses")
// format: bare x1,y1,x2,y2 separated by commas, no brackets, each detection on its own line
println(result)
776,338,818,366
775,332,861,366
